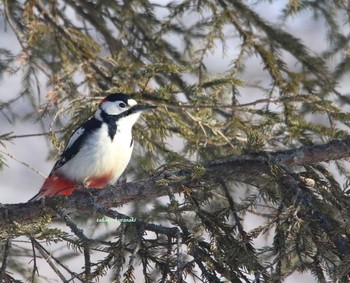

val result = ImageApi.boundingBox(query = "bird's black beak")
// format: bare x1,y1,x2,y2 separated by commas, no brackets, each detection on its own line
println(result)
131,104,157,113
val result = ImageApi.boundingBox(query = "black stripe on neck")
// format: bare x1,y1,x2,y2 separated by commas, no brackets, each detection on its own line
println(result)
100,108,136,141
100,111,118,141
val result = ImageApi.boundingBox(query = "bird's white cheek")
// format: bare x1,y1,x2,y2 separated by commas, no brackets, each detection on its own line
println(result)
101,101,123,115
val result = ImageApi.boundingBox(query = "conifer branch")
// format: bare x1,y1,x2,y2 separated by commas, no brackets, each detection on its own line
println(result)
1,138,350,225
1,138,350,258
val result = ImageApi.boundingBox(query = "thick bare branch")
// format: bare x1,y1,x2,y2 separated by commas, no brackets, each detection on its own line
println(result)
1,138,350,227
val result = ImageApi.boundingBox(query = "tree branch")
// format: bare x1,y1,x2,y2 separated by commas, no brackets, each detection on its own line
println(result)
2,138,350,259
1,138,350,227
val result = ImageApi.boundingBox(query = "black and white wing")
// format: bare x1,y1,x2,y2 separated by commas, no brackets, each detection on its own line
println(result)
51,118,102,173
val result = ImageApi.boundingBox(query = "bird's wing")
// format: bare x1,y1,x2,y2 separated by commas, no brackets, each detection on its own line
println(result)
50,118,102,173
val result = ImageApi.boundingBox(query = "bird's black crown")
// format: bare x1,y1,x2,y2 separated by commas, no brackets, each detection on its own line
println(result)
103,93,131,104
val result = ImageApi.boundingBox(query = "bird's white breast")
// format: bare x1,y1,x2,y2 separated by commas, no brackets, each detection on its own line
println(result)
57,123,134,184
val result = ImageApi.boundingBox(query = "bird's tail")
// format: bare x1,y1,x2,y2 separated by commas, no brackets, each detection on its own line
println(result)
28,192,42,202
28,174,82,202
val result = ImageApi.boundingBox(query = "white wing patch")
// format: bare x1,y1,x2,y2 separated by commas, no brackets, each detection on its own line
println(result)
65,127,85,150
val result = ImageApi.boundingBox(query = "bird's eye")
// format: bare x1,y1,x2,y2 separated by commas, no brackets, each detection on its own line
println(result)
119,102,126,108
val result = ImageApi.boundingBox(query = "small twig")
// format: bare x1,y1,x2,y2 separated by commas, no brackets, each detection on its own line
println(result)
0,238,11,281
31,238,70,283
0,94,25,111
55,208,94,245
0,149,46,178
3,0,27,48
83,247,91,280
125,224,143,278
160,235,172,283
175,229,183,282
220,180,246,236
30,238,39,282
2,131,63,140
114,223,126,283
152,94,313,110
214,128,236,150
49,97,88,152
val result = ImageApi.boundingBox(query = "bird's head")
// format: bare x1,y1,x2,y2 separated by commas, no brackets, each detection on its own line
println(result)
96,93,156,125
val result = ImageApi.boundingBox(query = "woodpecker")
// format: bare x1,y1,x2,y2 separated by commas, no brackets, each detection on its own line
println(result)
29,93,156,201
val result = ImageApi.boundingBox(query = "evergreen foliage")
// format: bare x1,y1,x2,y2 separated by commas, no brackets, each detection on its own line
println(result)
1,0,350,282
